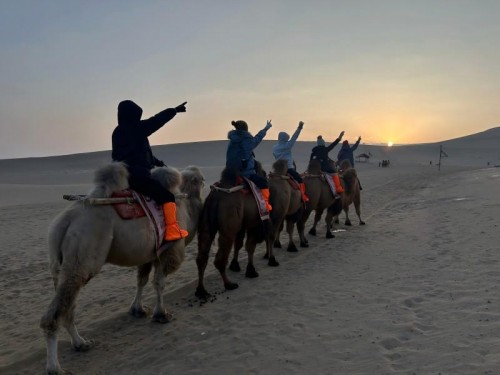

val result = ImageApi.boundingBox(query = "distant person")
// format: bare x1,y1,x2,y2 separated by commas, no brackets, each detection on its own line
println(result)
272,121,308,201
112,100,189,244
310,131,345,173
226,119,273,211
337,136,363,190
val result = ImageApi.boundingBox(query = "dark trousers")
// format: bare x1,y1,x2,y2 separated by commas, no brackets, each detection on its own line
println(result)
287,168,303,183
129,175,175,205
246,174,268,189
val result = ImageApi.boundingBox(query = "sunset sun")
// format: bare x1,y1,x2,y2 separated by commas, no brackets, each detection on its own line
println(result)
387,141,393,147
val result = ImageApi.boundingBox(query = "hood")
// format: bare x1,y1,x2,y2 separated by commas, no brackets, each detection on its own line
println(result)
278,132,290,142
117,100,143,126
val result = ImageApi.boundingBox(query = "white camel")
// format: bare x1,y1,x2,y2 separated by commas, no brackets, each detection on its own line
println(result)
40,162,204,375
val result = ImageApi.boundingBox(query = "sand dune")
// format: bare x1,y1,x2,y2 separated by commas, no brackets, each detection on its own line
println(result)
0,128,499,374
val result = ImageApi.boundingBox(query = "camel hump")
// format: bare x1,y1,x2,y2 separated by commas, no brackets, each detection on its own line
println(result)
151,166,182,193
89,162,130,198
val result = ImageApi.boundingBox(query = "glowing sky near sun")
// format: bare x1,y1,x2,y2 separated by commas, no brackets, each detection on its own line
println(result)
0,1,499,158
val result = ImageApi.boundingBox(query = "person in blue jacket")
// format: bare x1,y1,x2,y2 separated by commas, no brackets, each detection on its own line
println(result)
337,136,363,190
272,121,308,201
226,119,272,211
337,136,361,168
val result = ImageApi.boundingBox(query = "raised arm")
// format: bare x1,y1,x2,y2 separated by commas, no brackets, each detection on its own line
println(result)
139,102,187,137
287,121,304,148
326,130,345,152
351,136,361,151
251,120,272,148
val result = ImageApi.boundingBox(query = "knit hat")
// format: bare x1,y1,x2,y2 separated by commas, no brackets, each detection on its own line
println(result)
231,120,248,131
317,135,325,147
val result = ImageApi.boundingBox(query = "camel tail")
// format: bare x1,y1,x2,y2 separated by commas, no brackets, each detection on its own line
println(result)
197,191,220,243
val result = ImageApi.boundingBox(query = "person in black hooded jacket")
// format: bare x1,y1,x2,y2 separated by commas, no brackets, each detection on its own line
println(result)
112,99,188,242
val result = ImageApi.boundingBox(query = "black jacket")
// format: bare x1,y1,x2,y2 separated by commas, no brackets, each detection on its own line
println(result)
112,100,176,177
310,137,342,171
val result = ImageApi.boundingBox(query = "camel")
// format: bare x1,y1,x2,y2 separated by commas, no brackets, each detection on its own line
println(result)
40,163,205,375
267,159,304,252
227,159,303,272
195,164,278,300
296,159,343,247
334,160,365,226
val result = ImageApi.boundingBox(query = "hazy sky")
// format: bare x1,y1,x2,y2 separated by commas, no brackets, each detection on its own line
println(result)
1,0,499,159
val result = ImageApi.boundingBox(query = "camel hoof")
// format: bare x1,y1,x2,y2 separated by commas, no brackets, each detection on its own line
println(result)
268,256,279,267
308,228,317,236
152,310,173,324
334,219,340,224
300,241,309,248
129,305,150,318
345,221,352,226
195,287,211,300
263,253,269,259
245,264,259,278
225,282,239,290
273,240,282,248
360,221,366,225
326,231,335,239
47,368,73,375
287,243,298,252
229,259,241,272
73,338,95,352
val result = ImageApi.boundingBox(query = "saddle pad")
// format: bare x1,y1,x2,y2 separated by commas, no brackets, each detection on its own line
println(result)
132,191,165,251
111,190,146,219
287,176,300,190
322,173,340,198
243,177,270,221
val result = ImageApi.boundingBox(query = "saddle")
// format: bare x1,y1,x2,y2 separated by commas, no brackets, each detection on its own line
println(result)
210,177,269,221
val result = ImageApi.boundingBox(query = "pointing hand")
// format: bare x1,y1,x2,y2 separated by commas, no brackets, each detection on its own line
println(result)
175,101,188,113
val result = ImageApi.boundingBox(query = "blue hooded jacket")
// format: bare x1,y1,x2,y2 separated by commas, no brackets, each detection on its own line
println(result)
226,126,269,176
272,125,302,169
337,139,360,167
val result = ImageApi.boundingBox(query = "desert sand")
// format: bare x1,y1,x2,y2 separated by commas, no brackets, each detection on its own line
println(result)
1,128,500,374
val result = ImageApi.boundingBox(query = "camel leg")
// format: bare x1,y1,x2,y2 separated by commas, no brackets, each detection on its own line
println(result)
285,219,298,252
214,234,239,291
344,206,352,226
195,225,216,299
229,229,245,272
273,221,284,249
151,263,171,324
309,210,323,236
245,234,259,278
297,208,311,247
262,219,279,267
354,193,365,225
325,210,335,239
40,275,86,375
129,262,153,318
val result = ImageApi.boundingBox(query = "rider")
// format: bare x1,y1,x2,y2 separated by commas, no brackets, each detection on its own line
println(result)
112,100,189,244
272,121,309,201
310,131,345,194
226,119,273,212
337,136,363,190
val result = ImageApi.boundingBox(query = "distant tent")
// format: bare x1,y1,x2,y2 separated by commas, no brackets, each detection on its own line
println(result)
356,153,370,163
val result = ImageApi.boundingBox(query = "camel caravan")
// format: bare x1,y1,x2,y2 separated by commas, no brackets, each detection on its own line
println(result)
40,101,365,374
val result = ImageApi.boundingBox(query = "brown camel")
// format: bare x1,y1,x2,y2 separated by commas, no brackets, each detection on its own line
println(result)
297,159,343,247
196,164,278,300
268,159,304,252
334,160,365,226
40,163,204,375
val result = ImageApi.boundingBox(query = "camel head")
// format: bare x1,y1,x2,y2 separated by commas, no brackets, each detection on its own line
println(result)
272,159,288,176
180,166,205,198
